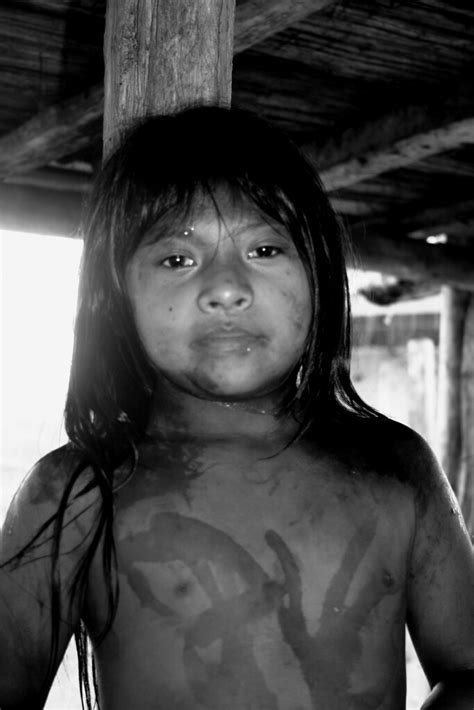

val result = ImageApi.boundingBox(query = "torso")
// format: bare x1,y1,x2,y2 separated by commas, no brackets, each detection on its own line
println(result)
84,426,415,710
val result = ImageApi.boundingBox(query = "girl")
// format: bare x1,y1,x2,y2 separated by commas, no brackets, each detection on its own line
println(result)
1,106,474,710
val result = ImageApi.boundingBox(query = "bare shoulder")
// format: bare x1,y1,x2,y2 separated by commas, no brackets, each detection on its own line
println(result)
353,419,474,686
2,444,100,556
367,417,465,519
342,415,442,487
336,416,474,685
345,415,469,535
0,445,101,707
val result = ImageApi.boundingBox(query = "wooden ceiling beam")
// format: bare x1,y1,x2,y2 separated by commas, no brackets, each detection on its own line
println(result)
349,196,474,244
6,166,92,193
311,84,474,191
5,169,381,218
0,183,84,237
329,197,382,217
0,83,104,178
1,182,473,291
233,0,336,54
351,230,474,292
402,199,474,240
0,0,332,178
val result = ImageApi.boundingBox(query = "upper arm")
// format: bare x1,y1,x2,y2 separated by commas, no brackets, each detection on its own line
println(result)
0,447,100,706
404,431,474,686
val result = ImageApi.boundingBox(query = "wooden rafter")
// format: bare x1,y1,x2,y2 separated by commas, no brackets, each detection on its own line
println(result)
2,180,473,292
1,2,474,292
0,0,333,178
348,196,474,244
6,167,92,193
0,83,104,178
0,183,84,237
320,117,474,192
5,80,474,192
232,0,336,54
0,7,472,189
312,83,474,191
403,199,474,241
351,230,474,292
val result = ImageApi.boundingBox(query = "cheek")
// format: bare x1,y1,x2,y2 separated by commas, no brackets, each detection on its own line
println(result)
292,291,312,334
132,294,178,361
126,267,184,368
277,269,313,339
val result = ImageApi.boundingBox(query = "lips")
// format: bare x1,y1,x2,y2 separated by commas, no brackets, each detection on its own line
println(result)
192,326,264,354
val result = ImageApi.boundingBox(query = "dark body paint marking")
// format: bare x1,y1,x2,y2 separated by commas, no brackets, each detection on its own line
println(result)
120,513,402,709
120,513,280,709
266,522,403,709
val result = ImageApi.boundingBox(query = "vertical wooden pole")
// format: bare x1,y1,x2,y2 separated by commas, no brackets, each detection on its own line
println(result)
436,287,470,486
460,295,474,538
437,286,474,538
103,0,236,157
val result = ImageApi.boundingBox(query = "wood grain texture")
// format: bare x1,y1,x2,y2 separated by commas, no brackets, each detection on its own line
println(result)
0,84,104,176
103,0,235,155
233,0,337,54
437,287,471,487
0,0,326,173
460,295,474,535
318,118,474,191
254,1,474,82
1,0,474,274
310,82,474,190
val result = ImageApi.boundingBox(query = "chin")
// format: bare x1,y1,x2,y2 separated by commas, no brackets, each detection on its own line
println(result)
187,368,285,401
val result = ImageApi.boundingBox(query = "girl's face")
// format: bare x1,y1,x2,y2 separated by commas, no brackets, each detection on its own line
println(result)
125,198,312,402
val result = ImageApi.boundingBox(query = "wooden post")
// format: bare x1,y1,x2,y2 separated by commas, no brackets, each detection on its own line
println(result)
460,295,474,538
437,286,474,537
436,287,470,485
103,0,236,157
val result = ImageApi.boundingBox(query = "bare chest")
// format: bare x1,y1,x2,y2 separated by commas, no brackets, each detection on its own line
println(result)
87,448,413,710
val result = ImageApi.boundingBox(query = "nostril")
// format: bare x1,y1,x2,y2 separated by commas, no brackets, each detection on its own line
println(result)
199,286,253,313
205,297,250,310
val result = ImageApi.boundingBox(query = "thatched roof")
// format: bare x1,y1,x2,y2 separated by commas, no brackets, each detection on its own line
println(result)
1,0,474,288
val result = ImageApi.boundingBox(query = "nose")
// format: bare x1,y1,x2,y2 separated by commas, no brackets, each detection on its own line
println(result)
198,265,253,314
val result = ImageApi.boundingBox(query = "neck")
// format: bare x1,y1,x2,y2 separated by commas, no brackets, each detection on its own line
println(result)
146,378,300,442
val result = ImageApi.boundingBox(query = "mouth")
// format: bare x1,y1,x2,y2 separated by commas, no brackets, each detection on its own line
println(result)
192,327,265,354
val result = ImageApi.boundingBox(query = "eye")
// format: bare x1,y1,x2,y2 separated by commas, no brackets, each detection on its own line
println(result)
248,245,283,259
161,254,196,269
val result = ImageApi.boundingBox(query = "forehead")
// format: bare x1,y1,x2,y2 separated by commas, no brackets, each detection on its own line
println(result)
141,192,293,246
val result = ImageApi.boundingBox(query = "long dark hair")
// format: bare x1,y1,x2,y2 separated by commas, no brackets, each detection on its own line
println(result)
68,104,374,445
7,106,380,709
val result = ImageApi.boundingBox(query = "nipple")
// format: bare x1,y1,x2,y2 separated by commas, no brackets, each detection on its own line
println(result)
174,580,193,597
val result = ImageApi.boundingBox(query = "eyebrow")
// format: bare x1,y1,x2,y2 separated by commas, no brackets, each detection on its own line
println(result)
142,220,292,248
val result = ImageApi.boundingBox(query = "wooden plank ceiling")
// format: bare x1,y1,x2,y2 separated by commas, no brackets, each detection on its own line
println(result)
0,0,473,289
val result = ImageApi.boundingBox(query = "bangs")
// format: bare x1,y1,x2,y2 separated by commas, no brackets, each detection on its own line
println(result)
135,178,311,258
76,106,366,444
103,107,319,263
